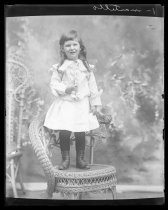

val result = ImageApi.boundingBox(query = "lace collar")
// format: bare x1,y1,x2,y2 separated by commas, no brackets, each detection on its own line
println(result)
58,59,87,73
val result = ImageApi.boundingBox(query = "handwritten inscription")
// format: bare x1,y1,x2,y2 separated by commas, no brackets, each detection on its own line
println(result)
92,4,155,15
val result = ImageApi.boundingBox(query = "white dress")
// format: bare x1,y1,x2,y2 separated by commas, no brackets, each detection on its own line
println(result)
44,59,102,132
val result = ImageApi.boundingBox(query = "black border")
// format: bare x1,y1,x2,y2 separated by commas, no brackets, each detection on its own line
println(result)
4,197,165,206
4,4,164,17
3,3,165,207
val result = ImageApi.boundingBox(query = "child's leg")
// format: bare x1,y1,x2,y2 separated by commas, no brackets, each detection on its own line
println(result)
58,130,71,170
75,132,90,169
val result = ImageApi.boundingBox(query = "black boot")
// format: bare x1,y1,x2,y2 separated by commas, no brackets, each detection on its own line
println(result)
75,132,90,169
58,130,71,170
58,150,70,170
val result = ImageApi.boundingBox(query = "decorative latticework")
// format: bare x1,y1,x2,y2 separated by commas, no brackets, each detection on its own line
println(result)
29,113,117,199
29,114,56,198
6,44,29,148
54,164,117,194
6,43,30,197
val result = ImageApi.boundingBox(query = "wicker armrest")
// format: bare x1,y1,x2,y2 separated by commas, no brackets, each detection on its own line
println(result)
7,151,23,161
28,114,56,196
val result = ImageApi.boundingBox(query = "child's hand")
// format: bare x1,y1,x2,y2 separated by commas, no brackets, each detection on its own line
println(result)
90,106,97,115
90,106,102,115
65,85,77,94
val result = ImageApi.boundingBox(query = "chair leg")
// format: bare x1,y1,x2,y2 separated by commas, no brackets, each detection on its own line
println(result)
71,193,82,200
78,192,83,200
41,190,53,199
18,166,26,194
109,186,117,200
46,187,53,199
10,159,18,198
47,192,53,199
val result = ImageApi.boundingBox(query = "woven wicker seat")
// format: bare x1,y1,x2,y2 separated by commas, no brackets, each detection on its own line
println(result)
29,113,117,200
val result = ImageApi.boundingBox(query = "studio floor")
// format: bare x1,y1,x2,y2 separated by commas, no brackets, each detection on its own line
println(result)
6,187,164,200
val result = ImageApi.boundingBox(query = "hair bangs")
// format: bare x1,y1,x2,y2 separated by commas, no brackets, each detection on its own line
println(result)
59,30,79,46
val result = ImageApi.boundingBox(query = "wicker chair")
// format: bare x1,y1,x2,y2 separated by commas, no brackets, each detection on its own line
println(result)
6,45,28,198
29,112,117,200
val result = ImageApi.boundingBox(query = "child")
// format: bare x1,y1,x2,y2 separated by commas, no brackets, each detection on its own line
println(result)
44,30,102,170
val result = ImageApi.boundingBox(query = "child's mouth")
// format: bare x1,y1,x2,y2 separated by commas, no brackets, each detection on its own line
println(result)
69,51,76,55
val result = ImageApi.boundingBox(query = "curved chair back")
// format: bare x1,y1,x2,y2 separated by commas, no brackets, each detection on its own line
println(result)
28,113,56,196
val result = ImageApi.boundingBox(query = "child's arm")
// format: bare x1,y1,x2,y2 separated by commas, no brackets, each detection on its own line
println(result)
49,65,67,96
88,70,102,109
50,65,77,96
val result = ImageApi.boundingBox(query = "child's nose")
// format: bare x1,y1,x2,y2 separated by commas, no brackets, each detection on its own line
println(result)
70,45,75,50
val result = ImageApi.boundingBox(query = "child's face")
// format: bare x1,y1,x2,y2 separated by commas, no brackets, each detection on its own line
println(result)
62,39,81,60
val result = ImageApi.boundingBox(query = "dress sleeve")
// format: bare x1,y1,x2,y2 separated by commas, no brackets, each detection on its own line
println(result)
88,71,102,106
50,66,67,96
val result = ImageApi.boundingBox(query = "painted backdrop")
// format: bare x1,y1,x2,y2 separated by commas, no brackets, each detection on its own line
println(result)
6,15,164,186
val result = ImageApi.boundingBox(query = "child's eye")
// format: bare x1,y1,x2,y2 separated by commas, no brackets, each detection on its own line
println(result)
65,44,70,47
